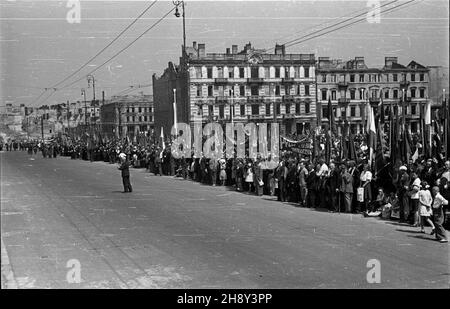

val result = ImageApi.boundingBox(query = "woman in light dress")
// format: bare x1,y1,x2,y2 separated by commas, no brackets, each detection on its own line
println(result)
418,182,435,234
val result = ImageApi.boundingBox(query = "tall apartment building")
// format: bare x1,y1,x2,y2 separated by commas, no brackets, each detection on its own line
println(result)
316,56,430,134
100,94,154,139
153,42,317,137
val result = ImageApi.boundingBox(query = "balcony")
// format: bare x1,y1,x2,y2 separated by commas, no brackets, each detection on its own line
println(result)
214,78,228,84
338,98,350,106
281,78,295,84
338,81,348,88
247,95,264,103
215,96,229,104
282,95,302,102
247,78,264,84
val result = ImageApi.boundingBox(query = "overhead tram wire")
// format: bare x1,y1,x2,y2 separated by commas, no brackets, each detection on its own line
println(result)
261,0,399,52
56,6,176,92
283,0,419,49
35,6,175,106
264,0,399,53
49,0,159,90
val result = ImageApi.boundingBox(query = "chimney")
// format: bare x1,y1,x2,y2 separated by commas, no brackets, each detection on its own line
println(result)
198,43,205,58
193,41,197,50
232,45,238,54
385,56,398,67
355,57,365,69
226,48,230,54
274,44,285,55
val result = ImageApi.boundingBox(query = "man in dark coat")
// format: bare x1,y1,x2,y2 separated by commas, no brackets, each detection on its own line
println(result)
118,153,133,193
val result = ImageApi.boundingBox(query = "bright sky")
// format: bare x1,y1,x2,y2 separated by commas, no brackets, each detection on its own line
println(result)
1,0,448,107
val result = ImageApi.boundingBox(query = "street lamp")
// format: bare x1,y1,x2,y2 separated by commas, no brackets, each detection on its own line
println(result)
173,0,186,58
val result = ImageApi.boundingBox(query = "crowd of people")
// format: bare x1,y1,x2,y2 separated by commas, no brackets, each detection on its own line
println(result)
3,132,449,243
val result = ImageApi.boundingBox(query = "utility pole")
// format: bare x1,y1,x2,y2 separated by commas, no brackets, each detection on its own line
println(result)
82,88,87,126
87,74,96,101
67,100,70,135
41,115,44,140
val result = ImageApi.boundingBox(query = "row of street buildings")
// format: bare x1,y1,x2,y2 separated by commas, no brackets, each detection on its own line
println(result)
153,41,448,138
3,41,448,141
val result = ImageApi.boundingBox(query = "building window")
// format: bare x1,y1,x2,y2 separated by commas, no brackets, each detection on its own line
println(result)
321,89,327,101
419,73,424,81
350,74,355,82
251,86,259,96
331,90,336,100
331,75,336,83
304,66,309,78
219,105,224,118
393,89,398,99
251,104,259,115
251,67,258,78
304,85,310,96
393,74,398,82
359,74,364,82
322,107,328,119
275,85,281,96
265,104,271,115
229,69,234,78
350,106,356,117
197,105,203,115
196,87,201,97
350,89,356,100
371,89,378,98
411,74,415,82
207,67,212,78
144,116,148,122
208,85,213,96
138,107,142,113
126,116,129,122
285,103,291,114
359,89,365,100
239,85,245,96
420,88,425,98
321,74,326,83
132,116,135,122
305,102,310,114
411,88,416,98
411,104,416,115
240,104,246,116
209,105,214,116
276,103,280,114
384,90,389,99
275,67,280,78
131,107,135,113
239,67,245,78
295,103,300,114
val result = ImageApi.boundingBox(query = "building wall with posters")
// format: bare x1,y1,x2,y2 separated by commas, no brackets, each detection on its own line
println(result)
316,56,430,134
153,42,318,138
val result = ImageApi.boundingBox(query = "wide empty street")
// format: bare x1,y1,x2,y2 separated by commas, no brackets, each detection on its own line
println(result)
1,151,449,288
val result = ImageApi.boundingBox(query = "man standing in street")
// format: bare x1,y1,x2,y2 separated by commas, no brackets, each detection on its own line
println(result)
298,160,308,207
340,164,354,213
398,165,410,222
431,186,448,243
118,153,133,193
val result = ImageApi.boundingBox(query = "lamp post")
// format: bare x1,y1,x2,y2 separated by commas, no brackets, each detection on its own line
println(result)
173,0,186,58
82,88,87,127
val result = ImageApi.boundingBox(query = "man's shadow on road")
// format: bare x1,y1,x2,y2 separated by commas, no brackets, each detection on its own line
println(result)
396,228,436,241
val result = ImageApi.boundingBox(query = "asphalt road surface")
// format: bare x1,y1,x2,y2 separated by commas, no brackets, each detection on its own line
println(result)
1,151,449,288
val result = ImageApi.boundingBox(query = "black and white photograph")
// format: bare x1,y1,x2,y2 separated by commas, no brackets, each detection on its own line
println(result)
1,0,449,292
